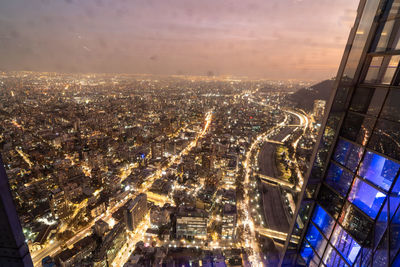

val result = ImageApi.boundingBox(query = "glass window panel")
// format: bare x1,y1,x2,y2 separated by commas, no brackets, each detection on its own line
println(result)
330,224,361,265
349,87,388,116
381,89,400,123
343,0,381,80
325,163,353,197
393,250,400,267
340,113,375,146
368,119,400,161
390,205,400,261
374,20,395,52
300,241,320,266
373,231,388,267
382,55,400,84
322,244,350,267
339,202,373,244
375,200,388,250
348,178,386,219
305,223,328,257
364,56,384,83
349,87,375,114
390,178,400,219
388,0,400,18
318,185,345,219
358,151,400,191
311,204,336,238
332,139,364,172
367,87,388,116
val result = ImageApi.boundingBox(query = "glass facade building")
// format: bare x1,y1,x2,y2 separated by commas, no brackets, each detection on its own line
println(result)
0,155,33,267
280,0,400,266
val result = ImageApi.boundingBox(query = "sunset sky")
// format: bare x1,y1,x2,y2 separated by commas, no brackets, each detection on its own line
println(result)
0,0,359,80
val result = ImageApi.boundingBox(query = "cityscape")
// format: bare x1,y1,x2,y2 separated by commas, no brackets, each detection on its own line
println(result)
1,0,400,267
0,72,322,266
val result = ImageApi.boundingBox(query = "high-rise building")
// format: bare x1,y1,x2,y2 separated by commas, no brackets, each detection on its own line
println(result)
312,100,326,122
0,156,33,267
124,193,148,231
280,0,400,266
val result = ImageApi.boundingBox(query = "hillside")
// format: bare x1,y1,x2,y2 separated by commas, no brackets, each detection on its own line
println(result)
286,79,335,111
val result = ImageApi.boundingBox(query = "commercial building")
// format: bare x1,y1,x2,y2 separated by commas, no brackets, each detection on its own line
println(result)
124,193,148,231
281,0,400,266
175,206,208,239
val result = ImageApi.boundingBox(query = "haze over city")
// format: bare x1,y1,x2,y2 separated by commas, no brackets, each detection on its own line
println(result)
0,0,358,80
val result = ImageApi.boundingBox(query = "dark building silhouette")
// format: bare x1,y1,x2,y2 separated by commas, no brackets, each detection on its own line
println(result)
0,156,33,266
280,0,400,266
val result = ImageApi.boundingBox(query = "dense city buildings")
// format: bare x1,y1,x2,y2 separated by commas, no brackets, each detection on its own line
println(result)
281,0,400,266
0,71,320,266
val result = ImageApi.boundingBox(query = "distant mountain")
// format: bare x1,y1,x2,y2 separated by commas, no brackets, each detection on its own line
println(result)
286,79,335,111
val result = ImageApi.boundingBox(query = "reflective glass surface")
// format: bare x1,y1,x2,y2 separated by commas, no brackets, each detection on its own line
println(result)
381,89,400,123
374,20,395,52
373,231,388,266
318,185,345,219
390,205,400,261
343,0,381,80
369,119,400,161
300,241,320,266
333,139,364,172
348,178,386,219
364,56,384,83
330,224,361,265
390,177,400,219
322,244,350,267
311,204,335,238
340,113,375,146
358,151,400,191
382,55,400,84
393,252,400,267
349,87,388,116
375,200,388,250
325,163,353,196
305,223,327,257
339,202,373,244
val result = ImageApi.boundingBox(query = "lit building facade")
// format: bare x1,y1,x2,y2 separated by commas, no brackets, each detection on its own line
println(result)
280,0,400,266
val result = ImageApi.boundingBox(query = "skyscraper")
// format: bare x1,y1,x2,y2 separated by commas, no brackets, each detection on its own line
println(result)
0,156,33,267
280,0,400,266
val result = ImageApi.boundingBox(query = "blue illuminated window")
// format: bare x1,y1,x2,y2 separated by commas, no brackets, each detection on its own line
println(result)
330,224,361,265
305,223,328,257
374,231,388,266
393,252,400,267
348,178,386,219
300,241,320,266
322,244,350,267
311,204,335,238
390,178,400,219
333,139,364,172
390,207,400,261
325,163,353,196
375,200,388,250
358,151,400,191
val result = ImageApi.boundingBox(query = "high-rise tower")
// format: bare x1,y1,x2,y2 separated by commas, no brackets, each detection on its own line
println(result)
0,156,33,267
280,0,400,266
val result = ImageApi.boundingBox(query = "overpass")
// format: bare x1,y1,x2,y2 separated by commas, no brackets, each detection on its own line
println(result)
255,227,287,241
257,173,300,191
256,227,300,243
264,139,283,145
